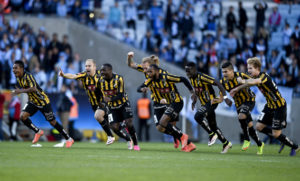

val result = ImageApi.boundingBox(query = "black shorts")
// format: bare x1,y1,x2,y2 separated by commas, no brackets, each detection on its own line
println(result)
92,103,110,114
257,104,287,130
108,101,133,124
22,102,56,122
237,101,255,115
153,104,168,126
196,102,218,121
153,101,183,126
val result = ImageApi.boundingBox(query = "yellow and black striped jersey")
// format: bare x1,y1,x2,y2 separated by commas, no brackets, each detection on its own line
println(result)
99,73,128,108
256,72,285,109
221,72,255,108
189,72,217,105
143,72,184,104
16,72,50,106
75,70,103,106
136,64,168,102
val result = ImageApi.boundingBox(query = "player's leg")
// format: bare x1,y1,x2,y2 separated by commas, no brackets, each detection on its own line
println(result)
94,107,114,139
123,101,139,148
272,105,299,156
256,105,273,137
20,103,40,134
42,104,74,147
207,108,232,153
194,104,214,136
238,112,250,150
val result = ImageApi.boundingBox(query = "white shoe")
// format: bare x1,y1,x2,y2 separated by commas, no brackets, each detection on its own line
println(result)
208,133,218,146
221,142,232,154
106,136,115,145
127,140,133,150
54,140,65,148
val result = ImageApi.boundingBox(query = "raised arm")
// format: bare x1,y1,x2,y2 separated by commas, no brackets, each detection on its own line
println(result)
230,77,261,97
59,68,79,79
127,51,139,69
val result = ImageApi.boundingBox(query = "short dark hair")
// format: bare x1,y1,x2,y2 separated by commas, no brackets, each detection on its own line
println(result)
149,64,159,70
14,60,24,69
221,62,233,70
103,63,112,70
186,62,196,68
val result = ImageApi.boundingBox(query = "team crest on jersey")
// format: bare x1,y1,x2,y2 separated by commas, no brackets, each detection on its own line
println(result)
87,85,96,91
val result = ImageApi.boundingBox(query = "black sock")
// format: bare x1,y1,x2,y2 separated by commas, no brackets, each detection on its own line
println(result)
215,128,227,143
53,122,70,140
260,127,273,137
23,118,39,133
239,119,250,141
127,126,138,145
166,123,183,139
248,126,262,146
114,128,131,142
277,134,298,149
197,118,213,135
100,120,113,137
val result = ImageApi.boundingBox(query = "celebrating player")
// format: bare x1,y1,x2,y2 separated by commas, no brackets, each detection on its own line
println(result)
185,62,232,154
12,60,74,147
231,57,299,156
59,59,115,145
221,62,264,154
138,64,197,152
100,63,140,151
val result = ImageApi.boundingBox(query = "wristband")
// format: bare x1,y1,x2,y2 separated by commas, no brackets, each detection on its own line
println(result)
224,95,228,99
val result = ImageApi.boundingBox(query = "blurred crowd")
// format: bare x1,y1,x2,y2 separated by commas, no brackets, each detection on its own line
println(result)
0,0,299,94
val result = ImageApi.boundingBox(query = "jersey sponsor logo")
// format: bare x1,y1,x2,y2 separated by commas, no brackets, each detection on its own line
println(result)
194,87,203,93
157,88,170,94
87,85,96,91
104,89,117,96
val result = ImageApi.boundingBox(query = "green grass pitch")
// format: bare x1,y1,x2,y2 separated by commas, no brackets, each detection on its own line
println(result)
0,142,299,181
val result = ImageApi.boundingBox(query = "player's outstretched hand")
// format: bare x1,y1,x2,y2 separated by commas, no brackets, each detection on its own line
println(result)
58,68,64,77
160,99,167,104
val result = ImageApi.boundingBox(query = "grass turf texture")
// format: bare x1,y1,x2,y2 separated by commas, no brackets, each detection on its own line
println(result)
0,142,299,181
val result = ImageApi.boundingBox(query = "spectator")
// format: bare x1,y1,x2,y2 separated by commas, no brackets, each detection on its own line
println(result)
291,25,300,46
164,0,176,33
108,1,121,28
238,1,248,34
283,23,293,55
180,9,194,39
268,6,281,33
32,0,44,14
226,6,236,34
207,4,218,31
0,91,4,141
33,65,47,90
170,13,180,38
95,12,108,33
8,95,21,141
61,35,72,53
148,0,163,31
122,31,135,46
70,0,82,20
57,0,68,17
254,1,268,34
174,39,188,67
57,84,73,134
140,30,155,53
124,0,138,31
9,13,19,31
43,0,57,15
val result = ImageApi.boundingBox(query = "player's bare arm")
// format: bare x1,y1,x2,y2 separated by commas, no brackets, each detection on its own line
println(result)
213,80,232,107
127,51,138,69
59,68,78,79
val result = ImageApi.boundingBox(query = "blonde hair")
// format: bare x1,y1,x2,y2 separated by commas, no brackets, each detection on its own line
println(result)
141,55,160,66
247,57,261,70
86,59,96,65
